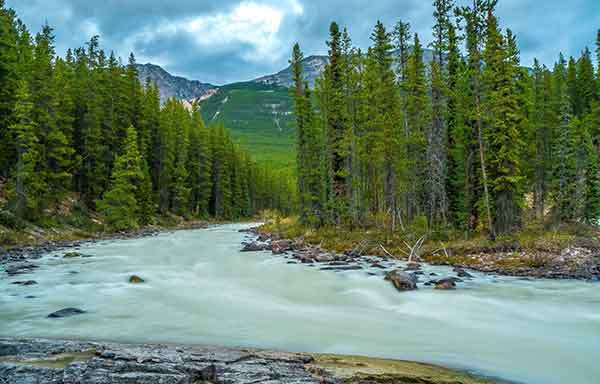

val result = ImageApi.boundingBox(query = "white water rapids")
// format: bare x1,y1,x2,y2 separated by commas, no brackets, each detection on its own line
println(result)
1,223,599,384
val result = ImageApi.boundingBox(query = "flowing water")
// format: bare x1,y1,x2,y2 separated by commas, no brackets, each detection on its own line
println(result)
1,224,598,384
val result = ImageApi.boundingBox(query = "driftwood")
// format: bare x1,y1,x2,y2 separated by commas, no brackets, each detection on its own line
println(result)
404,235,427,263
379,244,398,259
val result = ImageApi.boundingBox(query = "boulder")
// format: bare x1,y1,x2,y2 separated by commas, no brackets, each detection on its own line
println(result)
320,265,363,271
11,280,37,286
257,233,270,242
404,262,421,271
47,308,86,318
5,263,39,276
454,267,474,278
129,275,145,284
295,254,314,264
314,254,335,263
271,240,293,254
240,242,268,252
384,270,418,291
63,252,82,258
434,278,457,290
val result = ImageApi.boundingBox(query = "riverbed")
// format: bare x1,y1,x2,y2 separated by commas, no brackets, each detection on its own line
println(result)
1,223,598,384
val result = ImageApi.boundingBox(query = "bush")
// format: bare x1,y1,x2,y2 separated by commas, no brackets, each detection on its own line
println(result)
0,209,24,230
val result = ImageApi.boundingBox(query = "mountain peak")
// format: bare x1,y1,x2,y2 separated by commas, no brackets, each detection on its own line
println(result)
135,64,217,104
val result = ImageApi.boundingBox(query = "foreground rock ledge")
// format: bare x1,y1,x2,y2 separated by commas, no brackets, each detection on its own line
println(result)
0,338,498,384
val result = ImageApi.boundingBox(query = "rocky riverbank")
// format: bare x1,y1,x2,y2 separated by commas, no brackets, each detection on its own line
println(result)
0,221,209,268
0,338,498,383
240,227,600,281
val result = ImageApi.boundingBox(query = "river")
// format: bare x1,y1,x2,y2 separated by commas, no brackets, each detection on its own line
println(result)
1,223,598,384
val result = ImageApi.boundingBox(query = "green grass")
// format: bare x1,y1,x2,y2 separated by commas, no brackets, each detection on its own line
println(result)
200,82,296,169
259,214,600,261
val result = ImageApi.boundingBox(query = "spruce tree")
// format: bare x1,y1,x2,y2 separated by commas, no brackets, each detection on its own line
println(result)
8,80,43,219
482,17,525,234
323,21,349,224
97,126,143,230
405,33,428,221
552,89,578,223
0,1,19,177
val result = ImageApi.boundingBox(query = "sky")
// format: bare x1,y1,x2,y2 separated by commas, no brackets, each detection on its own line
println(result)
6,0,600,85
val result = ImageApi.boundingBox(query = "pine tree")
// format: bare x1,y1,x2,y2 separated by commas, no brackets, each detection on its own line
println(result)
576,48,596,116
531,59,553,220
482,17,525,234
210,124,232,218
137,159,154,225
0,1,19,177
596,30,600,97
405,33,428,222
446,21,468,228
582,113,600,224
427,0,454,228
291,43,309,222
552,89,578,223
97,126,143,230
187,102,212,217
369,21,400,228
170,103,191,215
458,0,496,238
8,80,43,219
323,21,349,224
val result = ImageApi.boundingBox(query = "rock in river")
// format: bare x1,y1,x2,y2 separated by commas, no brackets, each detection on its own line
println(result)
5,263,39,276
63,251,82,258
385,269,418,291
11,280,37,286
47,308,86,318
129,275,145,283
454,267,474,278
434,278,457,290
271,239,293,254
241,242,269,252
404,262,421,271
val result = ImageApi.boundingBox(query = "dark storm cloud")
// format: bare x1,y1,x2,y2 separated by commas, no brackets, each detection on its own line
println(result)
6,0,600,84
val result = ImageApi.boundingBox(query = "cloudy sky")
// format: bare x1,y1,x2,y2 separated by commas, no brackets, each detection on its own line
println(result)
6,0,600,85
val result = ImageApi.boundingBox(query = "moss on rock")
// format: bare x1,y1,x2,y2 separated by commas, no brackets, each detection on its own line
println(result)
308,354,497,384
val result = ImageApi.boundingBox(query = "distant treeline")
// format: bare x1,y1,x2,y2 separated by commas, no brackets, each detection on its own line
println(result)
292,0,600,238
0,0,294,230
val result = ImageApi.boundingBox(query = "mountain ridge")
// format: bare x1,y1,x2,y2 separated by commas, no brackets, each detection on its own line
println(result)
135,63,217,104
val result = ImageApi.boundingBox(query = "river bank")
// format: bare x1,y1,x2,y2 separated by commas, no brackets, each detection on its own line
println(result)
0,220,210,268
249,222,600,281
0,337,500,384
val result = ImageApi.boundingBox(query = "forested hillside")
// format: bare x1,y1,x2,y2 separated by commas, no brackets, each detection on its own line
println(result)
0,0,294,235
292,0,600,239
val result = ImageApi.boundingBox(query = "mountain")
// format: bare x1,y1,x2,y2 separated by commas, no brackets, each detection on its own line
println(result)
136,63,217,104
253,55,328,88
252,49,438,88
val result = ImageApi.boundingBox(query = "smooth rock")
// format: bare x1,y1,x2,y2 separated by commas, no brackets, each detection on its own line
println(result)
454,267,474,278
320,265,363,271
47,308,86,318
404,262,421,271
241,242,268,252
384,269,418,291
434,278,457,290
5,263,39,276
271,239,293,254
129,275,145,284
